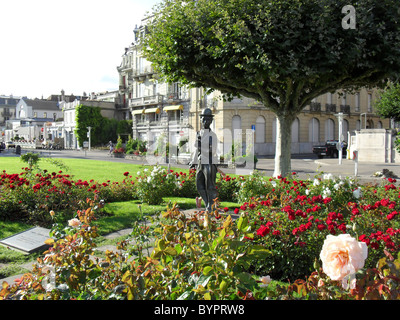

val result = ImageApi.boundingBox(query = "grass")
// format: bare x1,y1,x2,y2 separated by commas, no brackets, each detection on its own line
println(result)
98,197,239,235
1,157,153,183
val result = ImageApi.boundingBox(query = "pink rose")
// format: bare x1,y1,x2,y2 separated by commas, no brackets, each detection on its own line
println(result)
320,234,367,289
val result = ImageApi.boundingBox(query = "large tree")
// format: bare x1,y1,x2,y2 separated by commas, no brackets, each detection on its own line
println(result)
142,0,400,177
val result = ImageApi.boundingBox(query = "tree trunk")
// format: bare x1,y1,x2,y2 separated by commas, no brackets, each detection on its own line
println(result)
273,113,296,177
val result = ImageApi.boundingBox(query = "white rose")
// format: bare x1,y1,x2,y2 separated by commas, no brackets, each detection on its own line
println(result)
323,173,333,180
353,188,362,199
320,234,368,289
259,275,272,288
334,183,340,190
68,218,81,228
323,188,331,198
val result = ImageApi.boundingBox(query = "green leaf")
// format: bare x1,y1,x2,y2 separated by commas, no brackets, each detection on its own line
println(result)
157,239,167,250
197,274,212,289
237,216,248,232
203,266,213,276
219,280,228,293
164,246,177,256
177,290,192,300
247,245,271,259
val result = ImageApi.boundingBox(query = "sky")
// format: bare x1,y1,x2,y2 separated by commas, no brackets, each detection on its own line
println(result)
0,0,161,99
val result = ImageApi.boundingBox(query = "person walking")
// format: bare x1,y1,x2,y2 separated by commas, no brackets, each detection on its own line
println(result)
108,141,113,155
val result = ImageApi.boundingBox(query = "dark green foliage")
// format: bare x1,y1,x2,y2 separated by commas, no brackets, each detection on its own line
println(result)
75,105,132,147
375,82,400,122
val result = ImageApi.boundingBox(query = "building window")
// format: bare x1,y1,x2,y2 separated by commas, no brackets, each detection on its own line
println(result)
367,93,372,112
309,118,320,143
255,116,265,143
355,93,360,112
327,93,332,104
139,83,145,97
342,119,349,142
325,118,335,141
232,115,241,139
153,81,158,95
291,118,300,143
341,94,347,106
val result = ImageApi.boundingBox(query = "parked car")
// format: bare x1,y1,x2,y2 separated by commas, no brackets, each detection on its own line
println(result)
5,141,16,148
312,140,347,159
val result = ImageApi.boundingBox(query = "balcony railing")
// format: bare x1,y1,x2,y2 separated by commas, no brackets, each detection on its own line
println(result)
130,95,164,107
340,105,351,114
132,66,155,80
309,102,321,113
326,104,337,113
166,91,190,102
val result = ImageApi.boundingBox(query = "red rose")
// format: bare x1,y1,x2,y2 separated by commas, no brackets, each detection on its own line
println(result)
257,225,270,237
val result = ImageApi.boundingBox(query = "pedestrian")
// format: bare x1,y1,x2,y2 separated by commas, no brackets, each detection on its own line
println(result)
109,141,113,155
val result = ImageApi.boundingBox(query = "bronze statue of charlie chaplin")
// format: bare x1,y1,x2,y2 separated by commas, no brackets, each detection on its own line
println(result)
190,108,223,212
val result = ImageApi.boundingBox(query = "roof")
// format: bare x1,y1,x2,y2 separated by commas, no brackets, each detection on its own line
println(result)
23,99,60,111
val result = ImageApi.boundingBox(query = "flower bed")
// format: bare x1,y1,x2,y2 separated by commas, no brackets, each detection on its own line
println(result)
0,168,136,225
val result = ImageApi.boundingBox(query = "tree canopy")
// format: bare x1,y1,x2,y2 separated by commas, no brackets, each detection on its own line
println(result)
142,0,400,176
375,82,400,122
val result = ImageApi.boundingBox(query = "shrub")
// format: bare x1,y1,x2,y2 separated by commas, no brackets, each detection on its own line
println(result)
235,170,269,203
135,166,176,205
216,174,241,202
173,168,198,198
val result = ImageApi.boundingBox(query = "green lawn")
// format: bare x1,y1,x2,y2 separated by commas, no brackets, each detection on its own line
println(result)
0,157,157,183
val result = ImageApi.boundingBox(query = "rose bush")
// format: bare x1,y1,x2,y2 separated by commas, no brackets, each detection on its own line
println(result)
228,173,400,281
134,166,177,205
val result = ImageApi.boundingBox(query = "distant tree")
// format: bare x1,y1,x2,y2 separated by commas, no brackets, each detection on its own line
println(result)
375,82,400,122
75,105,104,147
75,105,125,147
142,0,400,176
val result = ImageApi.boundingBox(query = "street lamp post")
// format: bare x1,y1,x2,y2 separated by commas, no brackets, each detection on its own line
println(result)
87,126,92,151
334,112,344,165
